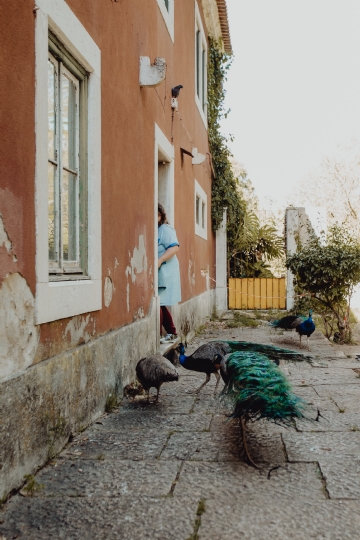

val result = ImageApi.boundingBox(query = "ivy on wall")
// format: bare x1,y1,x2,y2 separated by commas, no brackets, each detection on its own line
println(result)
207,38,245,254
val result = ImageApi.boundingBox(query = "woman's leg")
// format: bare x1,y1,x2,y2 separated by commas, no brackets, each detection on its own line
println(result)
160,306,163,336
160,306,177,335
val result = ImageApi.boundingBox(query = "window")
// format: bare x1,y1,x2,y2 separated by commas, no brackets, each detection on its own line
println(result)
156,0,174,41
35,0,101,324
195,180,207,240
48,33,88,276
195,2,207,126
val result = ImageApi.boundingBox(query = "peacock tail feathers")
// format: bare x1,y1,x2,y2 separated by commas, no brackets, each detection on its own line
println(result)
221,351,308,425
270,315,306,329
215,340,314,364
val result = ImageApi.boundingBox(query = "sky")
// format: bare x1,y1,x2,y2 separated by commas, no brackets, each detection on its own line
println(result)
221,0,360,210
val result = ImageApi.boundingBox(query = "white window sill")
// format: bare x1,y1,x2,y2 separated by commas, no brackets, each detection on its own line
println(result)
36,280,102,324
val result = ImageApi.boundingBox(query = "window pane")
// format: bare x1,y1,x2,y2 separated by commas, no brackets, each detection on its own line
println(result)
62,170,78,261
196,30,200,98
48,162,57,261
62,74,77,171
202,49,206,110
202,202,205,229
48,59,56,161
164,0,169,11
196,196,200,225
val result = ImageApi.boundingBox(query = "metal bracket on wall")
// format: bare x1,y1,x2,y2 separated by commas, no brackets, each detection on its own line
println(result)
180,147,194,169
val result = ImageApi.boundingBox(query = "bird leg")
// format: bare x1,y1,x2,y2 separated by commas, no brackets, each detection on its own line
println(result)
299,334,302,348
213,371,221,395
146,389,151,404
240,416,260,469
307,336,310,350
192,373,211,394
155,383,163,404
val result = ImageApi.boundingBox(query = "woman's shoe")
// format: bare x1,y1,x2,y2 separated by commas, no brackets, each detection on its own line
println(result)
160,334,177,343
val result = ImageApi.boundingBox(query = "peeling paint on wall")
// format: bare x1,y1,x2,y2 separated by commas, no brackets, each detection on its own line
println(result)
188,259,195,291
125,235,148,283
0,273,39,381
126,282,130,312
104,276,114,307
134,307,145,319
125,235,148,311
0,213,17,262
64,314,93,347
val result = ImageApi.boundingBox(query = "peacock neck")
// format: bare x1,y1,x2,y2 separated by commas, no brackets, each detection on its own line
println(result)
179,354,187,366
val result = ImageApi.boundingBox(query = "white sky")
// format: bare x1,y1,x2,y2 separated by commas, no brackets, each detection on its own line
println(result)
221,0,360,210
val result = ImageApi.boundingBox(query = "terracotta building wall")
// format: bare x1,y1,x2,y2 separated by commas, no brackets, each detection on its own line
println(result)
0,0,216,364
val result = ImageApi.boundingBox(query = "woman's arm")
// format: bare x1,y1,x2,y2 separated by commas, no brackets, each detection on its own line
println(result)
158,245,179,268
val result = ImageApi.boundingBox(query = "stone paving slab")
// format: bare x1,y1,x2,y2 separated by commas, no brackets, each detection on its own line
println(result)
60,430,169,460
1,321,360,539
295,410,360,432
283,432,360,461
160,431,241,462
198,498,360,540
91,410,211,432
319,459,360,499
0,495,197,540
31,459,179,498
173,461,325,501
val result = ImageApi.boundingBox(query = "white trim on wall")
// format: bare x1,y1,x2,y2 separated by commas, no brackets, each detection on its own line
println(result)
156,0,174,42
194,180,207,240
194,1,208,128
35,0,102,324
154,124,175,298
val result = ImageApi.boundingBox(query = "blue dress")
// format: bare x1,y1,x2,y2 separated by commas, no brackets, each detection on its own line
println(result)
158,224,181,307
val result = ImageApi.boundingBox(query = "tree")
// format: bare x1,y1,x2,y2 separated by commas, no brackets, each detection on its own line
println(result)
288,140,360,235
228,163,285,278
286,224,360,342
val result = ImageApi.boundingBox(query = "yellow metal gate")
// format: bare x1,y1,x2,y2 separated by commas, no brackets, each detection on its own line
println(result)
228,278,286,310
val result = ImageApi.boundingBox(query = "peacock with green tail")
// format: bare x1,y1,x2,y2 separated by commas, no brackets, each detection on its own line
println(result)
178,340,311,466
219,347,309,467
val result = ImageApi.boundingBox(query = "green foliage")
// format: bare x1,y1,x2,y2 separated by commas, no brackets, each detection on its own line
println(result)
226,312,260,328
221,352,307,424
230,211,285,277
22,475,44,497
287,224,360,342
105,393,120,413
207,39,245,237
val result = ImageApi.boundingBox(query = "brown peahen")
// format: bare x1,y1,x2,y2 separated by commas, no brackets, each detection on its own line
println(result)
136,353,179,403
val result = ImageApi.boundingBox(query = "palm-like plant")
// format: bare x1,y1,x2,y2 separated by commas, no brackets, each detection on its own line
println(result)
229,211,285,278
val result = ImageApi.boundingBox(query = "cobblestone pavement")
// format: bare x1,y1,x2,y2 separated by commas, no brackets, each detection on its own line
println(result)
1,319,360,539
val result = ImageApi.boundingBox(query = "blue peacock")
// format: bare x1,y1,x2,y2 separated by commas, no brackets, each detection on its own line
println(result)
271,310,316,349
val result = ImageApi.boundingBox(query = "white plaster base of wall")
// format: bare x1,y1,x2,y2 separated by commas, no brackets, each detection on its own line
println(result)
0,298,157,500
169,288,216,340
0,290,215,499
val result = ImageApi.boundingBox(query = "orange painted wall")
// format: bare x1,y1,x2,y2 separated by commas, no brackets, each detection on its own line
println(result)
0,0,216,362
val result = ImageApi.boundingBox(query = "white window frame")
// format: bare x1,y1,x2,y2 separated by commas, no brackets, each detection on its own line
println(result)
48,48,82,275
195,1,208,128
154,124,175,296
195,180,207,240
156,0,174,42
35,0,101,324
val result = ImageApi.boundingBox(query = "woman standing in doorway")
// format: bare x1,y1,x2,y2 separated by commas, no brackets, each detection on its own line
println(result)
158,203,181,343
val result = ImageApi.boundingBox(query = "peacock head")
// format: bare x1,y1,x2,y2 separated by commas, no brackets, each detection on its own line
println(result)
178,342,186,356
309,309,313,317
